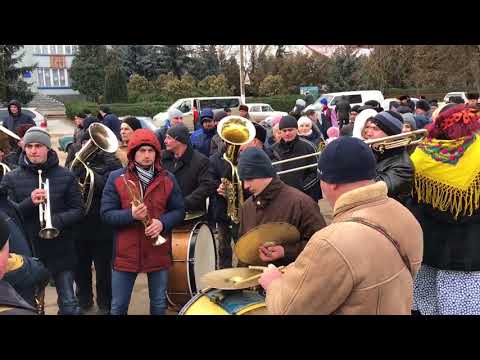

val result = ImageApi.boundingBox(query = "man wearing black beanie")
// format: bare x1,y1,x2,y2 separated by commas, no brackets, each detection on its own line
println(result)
271,115,320,201
162,125,215,213
237,147,326,267
363,111,414,202
259,136,423,315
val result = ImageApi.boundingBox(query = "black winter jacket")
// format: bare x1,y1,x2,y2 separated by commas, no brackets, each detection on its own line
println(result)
0,280,37,315
2,100,36,134
405,197,480,271
161,146,215,212
271,136,320,201
1,150,84,274
374,148,414,202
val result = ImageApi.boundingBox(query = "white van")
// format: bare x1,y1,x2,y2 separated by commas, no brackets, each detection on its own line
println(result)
443,92,468,103
153,96,242,131
304,90,384,113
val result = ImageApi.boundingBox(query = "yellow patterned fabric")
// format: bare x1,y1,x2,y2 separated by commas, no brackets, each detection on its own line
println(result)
410,134,480,219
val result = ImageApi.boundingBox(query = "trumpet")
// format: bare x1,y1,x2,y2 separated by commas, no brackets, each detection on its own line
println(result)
364,129,428,154
121,174,166,246
271,129,429,175
37,170,60,239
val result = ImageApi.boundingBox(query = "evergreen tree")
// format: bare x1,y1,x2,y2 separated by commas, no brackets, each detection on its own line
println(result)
70,45,108,102
0,45,35,105
220,55,240,95
158,45,191,79
104,60,128,103
111,45,161,80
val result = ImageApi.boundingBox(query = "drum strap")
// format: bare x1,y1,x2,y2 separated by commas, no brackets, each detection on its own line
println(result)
341,217,413,278
206,290,265,315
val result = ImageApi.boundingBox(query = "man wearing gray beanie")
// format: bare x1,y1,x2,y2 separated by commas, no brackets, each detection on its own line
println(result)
1,125,84,315
259,136,423,315
363,111,414,202
161,124,215,213
271,115,320,201
236,147,326,267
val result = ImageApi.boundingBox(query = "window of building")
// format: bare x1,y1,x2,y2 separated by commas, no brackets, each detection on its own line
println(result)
49,45,56,54
65,45,72,55
42,45,48,54
36,67,69,88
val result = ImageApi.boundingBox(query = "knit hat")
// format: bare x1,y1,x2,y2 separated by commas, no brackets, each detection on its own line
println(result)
372,111,403,136
297,116,312,127
295,99,306,107
200,108,214,123
23,127,51,148
0,213,9,251
122,117,142,131
279,115,298,130
320,98,328,106
401,113,417,130
351,105,361,113
253,123,267,143
166,124,190,145
327,126,340,138
168,108,184,120
238,147,276,181
416,100,431,112
239,105,249,112
318,136,376,184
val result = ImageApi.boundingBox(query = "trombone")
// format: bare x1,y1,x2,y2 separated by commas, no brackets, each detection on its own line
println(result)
37,169,59,239
271,129,429,175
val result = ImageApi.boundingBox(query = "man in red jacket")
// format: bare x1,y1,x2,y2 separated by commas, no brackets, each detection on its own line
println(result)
101,129,185,315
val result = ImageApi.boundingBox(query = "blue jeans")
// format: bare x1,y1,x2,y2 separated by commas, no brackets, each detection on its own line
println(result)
54,270,82,315
111,269,168,315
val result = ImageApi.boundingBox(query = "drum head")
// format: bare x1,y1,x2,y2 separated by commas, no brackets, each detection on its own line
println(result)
188,223,216,294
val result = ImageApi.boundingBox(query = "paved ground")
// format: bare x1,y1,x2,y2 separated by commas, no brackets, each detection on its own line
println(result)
43,118,334,315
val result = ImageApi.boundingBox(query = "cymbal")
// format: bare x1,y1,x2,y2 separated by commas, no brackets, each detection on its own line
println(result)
234,222,300,266
184,211,205,221
200,267,263,290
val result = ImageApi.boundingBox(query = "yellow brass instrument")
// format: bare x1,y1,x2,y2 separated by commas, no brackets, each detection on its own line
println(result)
70,123,119,214
121,174,166,246
271,129,429,175
0,124,21,176
37,169,59,239
364,129,428,154
217,116,256,224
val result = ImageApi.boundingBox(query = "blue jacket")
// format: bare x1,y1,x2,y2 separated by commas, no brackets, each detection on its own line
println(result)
1,150,84,274
2,100,35,134
414,114,431,129
190,128,216,157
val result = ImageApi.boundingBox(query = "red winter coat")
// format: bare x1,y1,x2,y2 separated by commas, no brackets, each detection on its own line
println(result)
101,129,185,273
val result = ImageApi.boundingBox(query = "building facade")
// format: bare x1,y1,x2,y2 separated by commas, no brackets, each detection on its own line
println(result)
19,45,80,95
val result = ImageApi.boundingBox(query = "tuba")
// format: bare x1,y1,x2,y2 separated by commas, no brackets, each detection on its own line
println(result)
217,116,256,224
0,124,21,177
70,123,119,214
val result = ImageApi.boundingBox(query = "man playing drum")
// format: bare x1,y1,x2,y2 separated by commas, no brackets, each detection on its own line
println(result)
259,137,423,315
236,147,326,266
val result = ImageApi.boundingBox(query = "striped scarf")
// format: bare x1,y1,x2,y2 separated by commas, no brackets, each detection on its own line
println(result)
134,163,155,191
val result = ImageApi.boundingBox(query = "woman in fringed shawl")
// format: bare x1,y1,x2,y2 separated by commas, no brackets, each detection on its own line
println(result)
407,103,480,315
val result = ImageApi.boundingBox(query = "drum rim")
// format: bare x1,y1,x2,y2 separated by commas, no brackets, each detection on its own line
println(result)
178,290,206,315
187,221,216,296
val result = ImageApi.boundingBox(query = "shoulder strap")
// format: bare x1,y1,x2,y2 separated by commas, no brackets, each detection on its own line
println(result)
341,217,412,277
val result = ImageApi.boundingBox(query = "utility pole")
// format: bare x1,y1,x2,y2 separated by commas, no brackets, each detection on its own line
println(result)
239,45,245,104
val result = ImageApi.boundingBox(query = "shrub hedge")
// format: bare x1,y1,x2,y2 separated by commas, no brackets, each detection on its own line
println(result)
65,101,170,119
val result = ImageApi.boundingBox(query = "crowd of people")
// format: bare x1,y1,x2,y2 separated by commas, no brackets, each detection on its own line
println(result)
0,90,479,315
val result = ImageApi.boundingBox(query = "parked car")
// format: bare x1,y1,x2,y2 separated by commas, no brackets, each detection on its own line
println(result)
443,92,474,103
304,90,385,113
0,107,47,129
245,103,288,123
153,96,242,131
57,116,157,153
381,97,419,111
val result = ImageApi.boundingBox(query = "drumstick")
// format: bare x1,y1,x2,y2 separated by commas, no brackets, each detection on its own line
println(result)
234,266,285,284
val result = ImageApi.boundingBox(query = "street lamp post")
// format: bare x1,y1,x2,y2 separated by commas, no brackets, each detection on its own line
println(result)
239,45,245,104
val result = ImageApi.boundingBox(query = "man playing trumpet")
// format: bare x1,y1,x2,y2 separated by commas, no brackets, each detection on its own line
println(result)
101,129,185,315
1,127,84,315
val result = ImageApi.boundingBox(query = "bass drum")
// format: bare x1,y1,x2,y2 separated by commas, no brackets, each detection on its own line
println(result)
179,289,268,315
167,221,217,310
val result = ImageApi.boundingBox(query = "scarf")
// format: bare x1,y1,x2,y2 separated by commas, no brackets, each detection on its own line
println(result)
411,133,480,219
134,163,155,191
